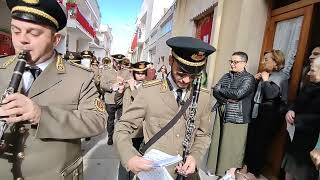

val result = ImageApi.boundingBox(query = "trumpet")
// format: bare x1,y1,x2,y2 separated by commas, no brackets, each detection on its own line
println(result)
0,50,29,147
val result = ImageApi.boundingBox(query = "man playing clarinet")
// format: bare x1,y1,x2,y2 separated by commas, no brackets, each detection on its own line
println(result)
0,0,105,179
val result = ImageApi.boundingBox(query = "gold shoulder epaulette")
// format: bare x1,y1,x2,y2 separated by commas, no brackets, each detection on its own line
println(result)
200,87,210,93
142,79,161,88
68,61,92,72
0,56,16,69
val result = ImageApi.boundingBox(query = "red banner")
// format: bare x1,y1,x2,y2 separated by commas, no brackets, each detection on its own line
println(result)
0,32,15,56
131,29,138,51
66,3,96,38
196,14,213,43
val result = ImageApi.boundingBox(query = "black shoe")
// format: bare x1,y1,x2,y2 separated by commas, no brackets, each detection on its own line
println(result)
107,138,113,145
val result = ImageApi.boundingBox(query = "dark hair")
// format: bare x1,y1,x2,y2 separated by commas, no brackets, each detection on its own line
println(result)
313,44,320,49
232,51,248,62
157,65,168,73
133,71,147,80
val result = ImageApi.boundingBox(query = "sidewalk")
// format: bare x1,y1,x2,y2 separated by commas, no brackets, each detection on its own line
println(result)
81,131,267,180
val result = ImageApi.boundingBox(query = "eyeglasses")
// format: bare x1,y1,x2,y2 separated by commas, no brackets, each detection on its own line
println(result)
229,60,246,64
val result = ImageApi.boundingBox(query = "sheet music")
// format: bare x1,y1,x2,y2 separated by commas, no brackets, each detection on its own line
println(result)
137,149,182,180
286,122,295,141
138,167,173,180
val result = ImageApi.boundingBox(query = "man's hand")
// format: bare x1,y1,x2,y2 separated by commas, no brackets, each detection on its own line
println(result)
117,82,125,93
127,78,136,91
175,155,196,176
285,110,295,124
0,93,41,124
127,155,153,174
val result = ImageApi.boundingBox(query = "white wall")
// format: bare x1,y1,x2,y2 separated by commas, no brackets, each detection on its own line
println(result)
210,0,269,86
78,39,90,52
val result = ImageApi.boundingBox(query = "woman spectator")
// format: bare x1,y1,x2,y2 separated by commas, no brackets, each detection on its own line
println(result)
244,50,288,178
157,65,168,80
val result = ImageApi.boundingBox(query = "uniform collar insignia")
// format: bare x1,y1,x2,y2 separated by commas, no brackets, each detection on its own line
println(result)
160,79,168,92
56,55,66,73
0,56,16,69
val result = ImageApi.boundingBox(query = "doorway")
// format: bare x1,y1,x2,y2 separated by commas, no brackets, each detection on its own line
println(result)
259,1,320,179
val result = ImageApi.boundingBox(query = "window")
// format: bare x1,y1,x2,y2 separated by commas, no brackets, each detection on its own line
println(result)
161,18,172,36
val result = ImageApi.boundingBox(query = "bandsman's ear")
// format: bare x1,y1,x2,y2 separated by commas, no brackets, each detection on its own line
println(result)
53,33,62,47
169,55,173,66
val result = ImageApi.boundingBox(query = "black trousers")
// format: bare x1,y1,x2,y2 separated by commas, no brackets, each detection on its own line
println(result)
106,104,122,138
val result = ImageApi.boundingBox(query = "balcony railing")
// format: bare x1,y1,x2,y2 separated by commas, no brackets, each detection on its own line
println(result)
66,2,96,38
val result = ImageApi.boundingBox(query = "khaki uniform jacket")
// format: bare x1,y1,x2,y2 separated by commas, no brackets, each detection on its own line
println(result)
91,65,104,97
91,65,100,88
114,80,213,178
100,67,117,104
115,86,142,138
114,86,139,113
101,67,131,105
0,55,106,180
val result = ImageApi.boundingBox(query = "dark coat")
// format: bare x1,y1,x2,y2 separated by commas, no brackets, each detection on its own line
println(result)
212,70,255,123
287,83,320,162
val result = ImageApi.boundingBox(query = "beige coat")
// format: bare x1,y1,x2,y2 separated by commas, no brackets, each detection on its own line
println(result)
0,55,106,180
114,80,213,178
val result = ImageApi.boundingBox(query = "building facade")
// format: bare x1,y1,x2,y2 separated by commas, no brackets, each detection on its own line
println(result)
58,0,112,61
90,24,113,61
130,0,174,68
0,0,112,61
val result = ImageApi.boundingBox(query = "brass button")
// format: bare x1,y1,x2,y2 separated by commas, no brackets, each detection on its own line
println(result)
16,177,24,180
176,134,180,138
19,127,26,133
17,152,25,159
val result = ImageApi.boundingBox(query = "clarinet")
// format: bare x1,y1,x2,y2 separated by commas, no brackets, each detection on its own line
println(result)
177,76,202,180
0,50,29,147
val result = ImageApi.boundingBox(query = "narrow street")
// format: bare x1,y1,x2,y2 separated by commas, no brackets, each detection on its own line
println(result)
82,131,268,180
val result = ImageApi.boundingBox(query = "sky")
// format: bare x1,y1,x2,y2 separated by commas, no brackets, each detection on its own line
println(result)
97,0,143,55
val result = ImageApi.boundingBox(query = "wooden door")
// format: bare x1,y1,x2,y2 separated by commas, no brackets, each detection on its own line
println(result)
260,3,314,180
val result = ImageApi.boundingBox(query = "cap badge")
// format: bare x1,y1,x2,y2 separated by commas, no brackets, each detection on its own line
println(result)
191,51,205,61
138,64,144,69
22,0,40,5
